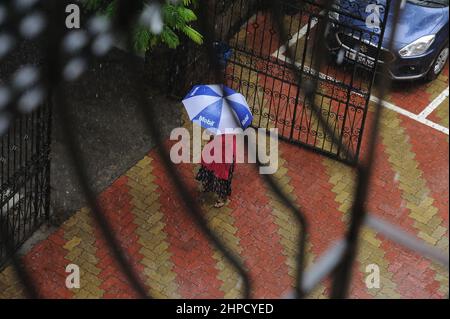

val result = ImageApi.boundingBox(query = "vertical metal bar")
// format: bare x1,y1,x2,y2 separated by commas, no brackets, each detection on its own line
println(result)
33,106,42,228
312,95,325,147
291,13,313,142
256,12,276,129
250,1,267,124
330,0,401,298
336,29,363,162
244,9,260,112
43,98,51,222
278,14,296,137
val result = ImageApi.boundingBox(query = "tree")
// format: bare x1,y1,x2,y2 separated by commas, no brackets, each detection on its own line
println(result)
83,0,203,52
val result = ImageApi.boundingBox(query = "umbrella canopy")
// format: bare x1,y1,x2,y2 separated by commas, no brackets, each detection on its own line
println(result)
182,84,253,134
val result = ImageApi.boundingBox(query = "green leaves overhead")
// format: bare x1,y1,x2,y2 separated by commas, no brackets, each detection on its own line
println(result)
83,0,203,52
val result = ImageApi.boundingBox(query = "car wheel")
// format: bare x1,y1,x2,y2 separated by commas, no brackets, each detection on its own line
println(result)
426,46,449,81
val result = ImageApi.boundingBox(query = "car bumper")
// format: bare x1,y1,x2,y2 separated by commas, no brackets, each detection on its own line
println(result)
386,53,436,80
327,31,437,80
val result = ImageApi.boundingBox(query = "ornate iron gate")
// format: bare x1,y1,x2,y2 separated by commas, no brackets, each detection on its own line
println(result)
211,0,387,164
0,101,51,267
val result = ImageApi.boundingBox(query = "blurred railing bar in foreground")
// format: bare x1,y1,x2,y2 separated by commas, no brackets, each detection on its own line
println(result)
365,215,449,268
329,0,403,298
284,212,450,298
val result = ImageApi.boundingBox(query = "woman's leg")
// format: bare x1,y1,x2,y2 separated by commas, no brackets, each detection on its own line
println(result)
196,166,213,193
214,162,234,208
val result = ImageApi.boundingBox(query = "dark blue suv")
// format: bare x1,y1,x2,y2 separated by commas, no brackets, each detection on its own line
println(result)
328,0,449,81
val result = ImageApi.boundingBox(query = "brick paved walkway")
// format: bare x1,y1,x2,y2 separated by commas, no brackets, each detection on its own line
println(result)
0,61,448,298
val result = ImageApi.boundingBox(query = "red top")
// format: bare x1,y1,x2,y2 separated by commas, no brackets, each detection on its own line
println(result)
201,134,237,180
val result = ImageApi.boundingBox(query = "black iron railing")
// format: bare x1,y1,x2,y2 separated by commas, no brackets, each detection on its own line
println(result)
0,100,51,268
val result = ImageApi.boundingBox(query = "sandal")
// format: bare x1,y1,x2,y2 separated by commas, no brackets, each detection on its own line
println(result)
214,200,226,208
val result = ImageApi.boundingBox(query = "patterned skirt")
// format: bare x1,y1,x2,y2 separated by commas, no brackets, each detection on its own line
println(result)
196,162,235,199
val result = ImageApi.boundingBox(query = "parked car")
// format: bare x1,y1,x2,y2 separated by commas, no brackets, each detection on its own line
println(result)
327,0,449,81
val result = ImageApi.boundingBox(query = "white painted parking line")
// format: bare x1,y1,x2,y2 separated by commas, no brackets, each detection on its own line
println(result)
418,87,449,120
271,15,320,58
268,16,449,135
370,95,449,135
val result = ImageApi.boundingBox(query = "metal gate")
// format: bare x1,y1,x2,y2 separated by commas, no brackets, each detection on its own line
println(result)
0,101,51,267
211,0,387,164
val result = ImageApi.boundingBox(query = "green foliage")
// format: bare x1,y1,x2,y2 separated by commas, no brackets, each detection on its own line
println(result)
83,0,203,52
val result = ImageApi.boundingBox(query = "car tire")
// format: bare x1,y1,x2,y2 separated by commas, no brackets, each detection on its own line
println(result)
425,46,449,82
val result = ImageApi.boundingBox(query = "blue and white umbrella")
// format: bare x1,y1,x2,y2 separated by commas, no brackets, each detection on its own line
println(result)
182,84,253,134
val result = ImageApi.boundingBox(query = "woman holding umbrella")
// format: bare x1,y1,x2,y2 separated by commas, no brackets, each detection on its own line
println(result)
196,134,237,208
182,84,253,208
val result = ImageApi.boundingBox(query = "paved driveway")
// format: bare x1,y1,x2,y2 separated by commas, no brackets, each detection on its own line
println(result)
0,10,448,299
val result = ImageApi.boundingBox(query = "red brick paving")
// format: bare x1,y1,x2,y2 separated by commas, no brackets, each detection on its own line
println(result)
280,145,375,298
228,162,291,298
94,176,146,299
281,146,345,257
25,229,72,298
401,117,449,228
151,150,223,299
365,128,442,298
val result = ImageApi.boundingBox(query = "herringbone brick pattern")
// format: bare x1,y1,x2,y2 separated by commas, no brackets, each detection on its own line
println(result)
0,103,448,298
0,58,448,298
63,208,104,298
127,157,180,298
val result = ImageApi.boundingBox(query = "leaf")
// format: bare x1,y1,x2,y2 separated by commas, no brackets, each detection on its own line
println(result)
133,25,152,53
181,25,203,45
161,26,180,49
84,0,203,52
104,0,118,17
176,7,197,23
